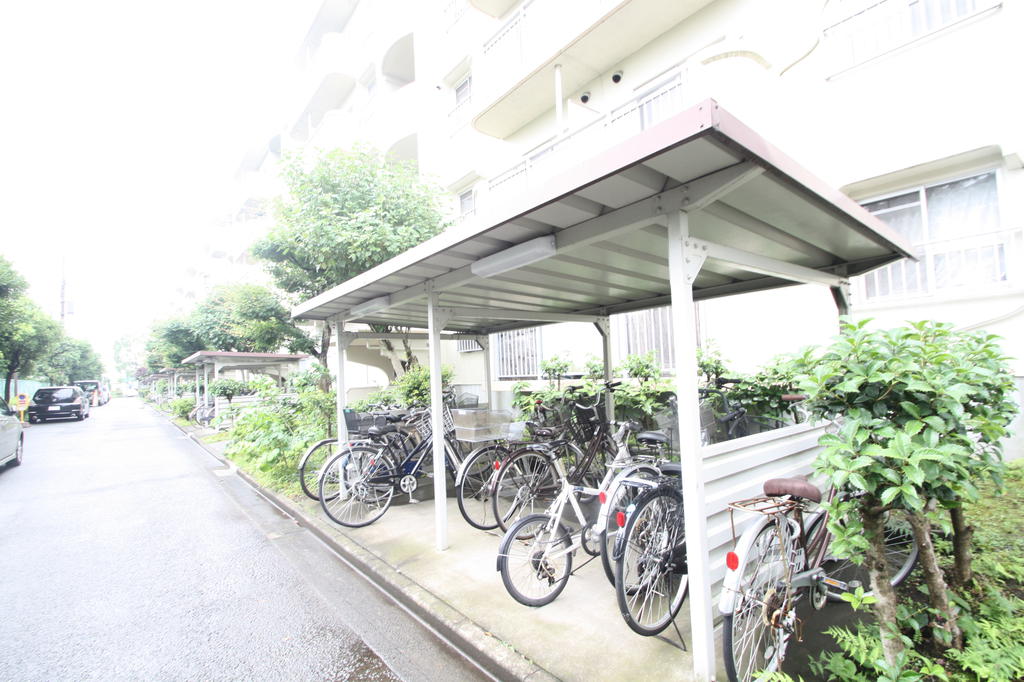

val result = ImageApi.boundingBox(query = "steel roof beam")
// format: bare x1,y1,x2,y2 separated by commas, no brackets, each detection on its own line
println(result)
447,307,601,323
702,201,837,263
692,237,849,288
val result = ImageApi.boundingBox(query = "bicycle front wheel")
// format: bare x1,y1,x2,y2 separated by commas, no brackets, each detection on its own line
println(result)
614,485,688,636
599,466,660,585
456,444,508,530
497,513,573,607
319,446,395,528
298,438,341,500
722,516,801,682
491,448,560,531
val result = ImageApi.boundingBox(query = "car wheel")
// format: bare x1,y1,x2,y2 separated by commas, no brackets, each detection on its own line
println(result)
76,412,84,421
9,438,23,467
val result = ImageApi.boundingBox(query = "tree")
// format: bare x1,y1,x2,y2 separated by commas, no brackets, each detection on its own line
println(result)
145,317,204,372
0,298,60,399
251,146,449,368
0,255,28,301
35,336,104,385
798,319,1018,665
189,284,313,354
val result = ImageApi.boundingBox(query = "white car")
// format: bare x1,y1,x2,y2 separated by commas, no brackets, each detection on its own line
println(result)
0,396,24,468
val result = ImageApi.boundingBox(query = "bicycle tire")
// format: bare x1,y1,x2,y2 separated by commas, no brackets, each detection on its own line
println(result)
318,445,396,528
722,516,802,682
298,438,341,500
456,444,509,530
491,448,561,532
806,510,919,602
614,485,689,636
598,466,661,585
496,513,573,607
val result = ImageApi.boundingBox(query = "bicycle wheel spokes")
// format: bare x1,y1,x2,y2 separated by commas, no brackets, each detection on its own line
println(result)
615,487,688,636
492,450,559,531
723,519,796,682
497,513,573,607
822,511,918,601
456,446,504,530
319,447,395,528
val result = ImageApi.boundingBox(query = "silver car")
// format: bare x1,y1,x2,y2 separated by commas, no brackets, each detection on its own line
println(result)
0,396,24,468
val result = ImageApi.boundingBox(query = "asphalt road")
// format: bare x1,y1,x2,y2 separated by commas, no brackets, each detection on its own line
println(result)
0,398,487,682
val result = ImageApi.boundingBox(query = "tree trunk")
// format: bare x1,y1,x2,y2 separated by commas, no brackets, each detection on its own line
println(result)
316,321,332,392
401,327,417,371
906,508,963,650
949,505,974,588
862,506,905,666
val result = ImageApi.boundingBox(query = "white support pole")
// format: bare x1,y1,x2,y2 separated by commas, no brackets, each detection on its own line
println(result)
478,336,492,409
427,289,451,551
594,317,613,422
667,210,715,681
334,318,349,444
194,367,200,404
202,364,209,406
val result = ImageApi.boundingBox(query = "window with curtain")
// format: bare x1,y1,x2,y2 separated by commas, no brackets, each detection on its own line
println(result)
611,306,675,371
859,170,1012,300
495,328,540,379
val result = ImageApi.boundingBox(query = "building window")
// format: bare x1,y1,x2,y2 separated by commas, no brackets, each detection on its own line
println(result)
457,338,482,352
824,0,1001,72
495,328,540,379
458,188,476,219
859,170,1019,301
455,75,472,107
611,306,675,371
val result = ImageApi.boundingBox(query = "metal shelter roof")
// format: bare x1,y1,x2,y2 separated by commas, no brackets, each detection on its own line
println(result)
181,352,310,370
293,99,913,327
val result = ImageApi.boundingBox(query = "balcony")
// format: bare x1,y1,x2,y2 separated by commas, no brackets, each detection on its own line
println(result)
487,67,688,207
472,0,713,138
856,227,1024,303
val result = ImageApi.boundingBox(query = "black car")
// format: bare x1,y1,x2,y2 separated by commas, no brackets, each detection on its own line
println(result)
27,386,91,423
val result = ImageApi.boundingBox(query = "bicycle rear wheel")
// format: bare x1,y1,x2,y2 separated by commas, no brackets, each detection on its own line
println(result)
298,439,341,500
614,485,688,636
318,446,396,528
809,510,918,602
722,517,801,682
599,466,660,585
497,513,573,607
456,444,508,530
491,448,560,531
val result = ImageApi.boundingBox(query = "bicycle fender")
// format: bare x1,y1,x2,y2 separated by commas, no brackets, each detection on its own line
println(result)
717,513,773,616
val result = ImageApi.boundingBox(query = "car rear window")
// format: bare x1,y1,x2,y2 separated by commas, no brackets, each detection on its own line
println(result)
76,381,98,391
34,388,77,403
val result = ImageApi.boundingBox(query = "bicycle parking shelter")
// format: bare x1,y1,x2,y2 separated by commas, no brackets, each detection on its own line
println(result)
181,351,310,407
292,99,913,681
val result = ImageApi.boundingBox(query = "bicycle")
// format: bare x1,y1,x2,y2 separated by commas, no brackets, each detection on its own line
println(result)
489,384,618,532
455,397,569,531
297,409,411,501
719,476,919,681
317,405,465,528
495,416,678,609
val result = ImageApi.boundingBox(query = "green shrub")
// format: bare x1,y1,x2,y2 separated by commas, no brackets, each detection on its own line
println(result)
209,378,248,402
168,397,195,419
392,364,452,407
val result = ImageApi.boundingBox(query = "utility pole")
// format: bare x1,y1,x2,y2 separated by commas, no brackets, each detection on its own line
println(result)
60,257,66,327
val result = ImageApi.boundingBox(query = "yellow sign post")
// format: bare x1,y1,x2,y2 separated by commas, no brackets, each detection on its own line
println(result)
14,393,28,423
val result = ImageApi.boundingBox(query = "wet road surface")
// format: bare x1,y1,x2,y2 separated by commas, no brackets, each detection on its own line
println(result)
0,399,487,681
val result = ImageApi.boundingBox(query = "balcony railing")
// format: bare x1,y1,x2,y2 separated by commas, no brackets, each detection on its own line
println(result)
487,68,688,206
856,227,1023,303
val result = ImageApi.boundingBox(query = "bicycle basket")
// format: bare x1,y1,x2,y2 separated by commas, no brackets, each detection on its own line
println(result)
411,404,455,439
569,401,604,443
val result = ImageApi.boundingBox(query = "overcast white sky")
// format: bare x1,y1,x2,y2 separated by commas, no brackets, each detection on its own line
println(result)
0,1,320,374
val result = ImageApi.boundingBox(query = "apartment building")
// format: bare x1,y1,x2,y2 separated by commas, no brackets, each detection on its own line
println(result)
237,0,1022,448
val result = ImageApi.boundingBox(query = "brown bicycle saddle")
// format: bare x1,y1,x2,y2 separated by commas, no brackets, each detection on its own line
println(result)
763,475,822,503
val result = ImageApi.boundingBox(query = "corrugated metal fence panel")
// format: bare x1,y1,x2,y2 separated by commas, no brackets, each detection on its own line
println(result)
697,421,829,597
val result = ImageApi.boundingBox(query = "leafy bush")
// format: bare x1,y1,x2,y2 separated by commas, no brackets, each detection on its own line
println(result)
168,397,195,420
617,351,660,383
209,378,249,402
392,364,452,407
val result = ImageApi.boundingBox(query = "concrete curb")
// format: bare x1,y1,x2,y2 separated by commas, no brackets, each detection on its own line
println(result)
165,415,556,682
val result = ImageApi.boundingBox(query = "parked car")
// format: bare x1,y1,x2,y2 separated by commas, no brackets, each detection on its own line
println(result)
0,396,24,468
74,380,109,406
28,386,91,422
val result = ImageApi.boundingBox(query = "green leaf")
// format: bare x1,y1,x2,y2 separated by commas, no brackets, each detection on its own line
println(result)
880,486,902,505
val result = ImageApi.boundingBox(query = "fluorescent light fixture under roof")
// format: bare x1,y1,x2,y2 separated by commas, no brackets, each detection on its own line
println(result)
470,235,557,278
349,295,391,318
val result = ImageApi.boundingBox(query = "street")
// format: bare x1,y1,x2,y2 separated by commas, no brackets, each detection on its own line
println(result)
0,399,487,681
